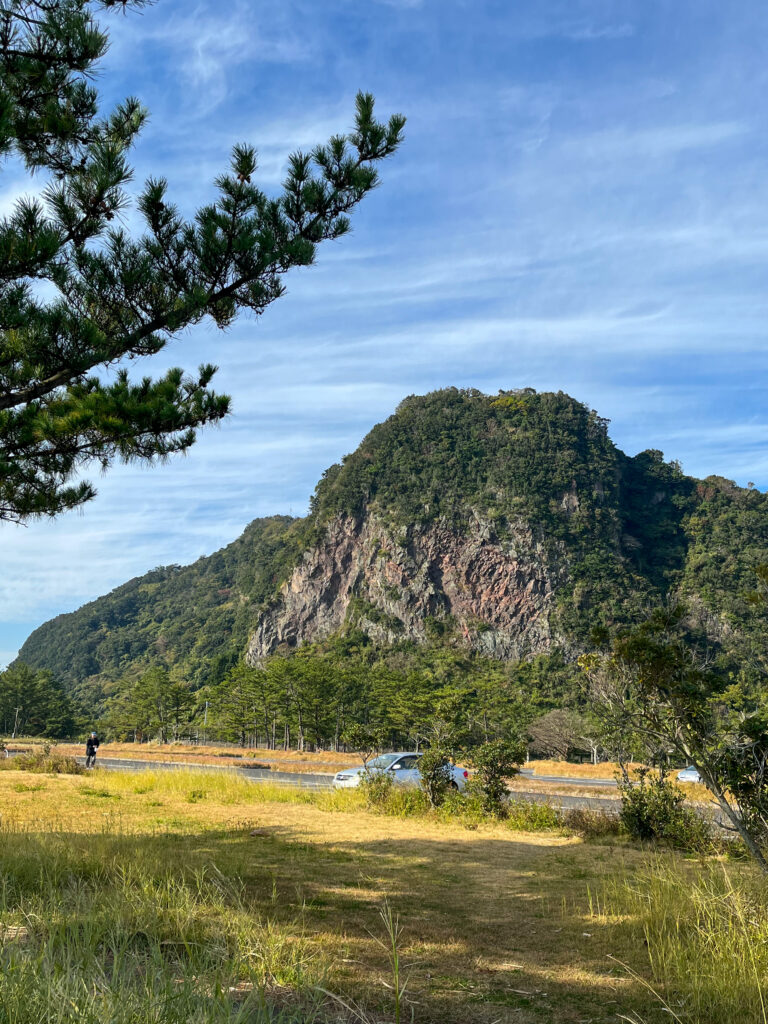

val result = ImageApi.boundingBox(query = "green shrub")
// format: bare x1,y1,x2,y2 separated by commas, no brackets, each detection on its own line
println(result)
617,768,712,852
451,778,491,818
417,747,453,807
359,768,396,808
11,744,84,775
469,739,526,814
505,799,563,831
359,771,430,817
357,768,571,831
563,806,621,839
432,785,495,829
381,785,430,817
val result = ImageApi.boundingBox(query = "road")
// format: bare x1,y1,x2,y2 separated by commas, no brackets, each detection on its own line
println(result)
65,755,620,811
6,749,621,808
519,768,617,787
77,756,334,790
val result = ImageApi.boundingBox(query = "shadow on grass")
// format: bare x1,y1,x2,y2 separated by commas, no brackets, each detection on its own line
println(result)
0,819,675,1024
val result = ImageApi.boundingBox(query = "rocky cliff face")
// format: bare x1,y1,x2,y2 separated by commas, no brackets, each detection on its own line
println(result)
246,512,568,663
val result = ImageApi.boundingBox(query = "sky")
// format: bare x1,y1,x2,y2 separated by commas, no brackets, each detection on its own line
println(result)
3,0,768,666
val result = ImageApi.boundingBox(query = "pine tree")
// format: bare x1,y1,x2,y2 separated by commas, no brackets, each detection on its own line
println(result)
0,661,74,736
214,661,260,747
0,1,405,522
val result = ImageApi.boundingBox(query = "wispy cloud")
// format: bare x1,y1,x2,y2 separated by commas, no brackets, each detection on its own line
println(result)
106,1,313,114
514,12,636,43
560,23,635,41
559,121,748,162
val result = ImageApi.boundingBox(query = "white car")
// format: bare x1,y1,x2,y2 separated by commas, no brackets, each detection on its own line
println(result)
333,751,469,790
676,765,702,784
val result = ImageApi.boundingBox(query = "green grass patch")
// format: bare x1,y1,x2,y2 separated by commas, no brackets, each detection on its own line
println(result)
80,786,119,799
0,823,328,1024
603,856,768,1023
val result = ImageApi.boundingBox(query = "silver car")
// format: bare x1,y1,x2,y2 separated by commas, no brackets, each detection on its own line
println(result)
676,765,702,784
333,751,468,790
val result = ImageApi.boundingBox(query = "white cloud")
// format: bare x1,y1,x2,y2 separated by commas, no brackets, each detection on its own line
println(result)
563,23,635,41
106,1,313,117
559,121,748,162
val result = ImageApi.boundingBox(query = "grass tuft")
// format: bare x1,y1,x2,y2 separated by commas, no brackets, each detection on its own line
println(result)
606,856,768,1024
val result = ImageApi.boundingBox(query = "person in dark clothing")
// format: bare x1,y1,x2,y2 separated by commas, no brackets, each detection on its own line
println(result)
85,732,100,768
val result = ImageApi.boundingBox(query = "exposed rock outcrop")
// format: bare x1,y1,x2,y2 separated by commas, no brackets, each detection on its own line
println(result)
246,512,568,663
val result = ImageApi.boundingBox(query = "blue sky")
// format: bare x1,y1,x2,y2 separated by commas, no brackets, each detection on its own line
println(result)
3,0,768,666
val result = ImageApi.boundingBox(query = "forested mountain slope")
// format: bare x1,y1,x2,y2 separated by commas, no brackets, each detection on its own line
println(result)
18,515,306,691
17,388,768,697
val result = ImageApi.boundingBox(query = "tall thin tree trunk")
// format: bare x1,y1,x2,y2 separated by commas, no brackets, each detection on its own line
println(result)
297,705,304,752
334,705,342,753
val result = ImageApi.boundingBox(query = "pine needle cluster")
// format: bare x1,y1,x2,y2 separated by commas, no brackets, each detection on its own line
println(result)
0,1,405,521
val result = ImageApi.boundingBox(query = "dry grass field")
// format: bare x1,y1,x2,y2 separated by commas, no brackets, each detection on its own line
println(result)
526,759,623,778
0,764,743,1024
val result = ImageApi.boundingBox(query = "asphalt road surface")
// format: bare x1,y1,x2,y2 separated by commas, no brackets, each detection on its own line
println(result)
77,756,334,790
519,768,617,787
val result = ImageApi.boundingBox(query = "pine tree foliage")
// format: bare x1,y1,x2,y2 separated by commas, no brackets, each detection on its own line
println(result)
0,661,75,736
0,0,405,521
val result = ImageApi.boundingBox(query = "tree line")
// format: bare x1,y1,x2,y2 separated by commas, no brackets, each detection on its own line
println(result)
94,634,597,756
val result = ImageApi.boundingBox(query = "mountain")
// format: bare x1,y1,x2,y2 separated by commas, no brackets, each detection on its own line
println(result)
17,387,768,697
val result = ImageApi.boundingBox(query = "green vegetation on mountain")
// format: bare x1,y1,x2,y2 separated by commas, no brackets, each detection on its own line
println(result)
312,388,618,532
18,515,310,696
15,387,768,740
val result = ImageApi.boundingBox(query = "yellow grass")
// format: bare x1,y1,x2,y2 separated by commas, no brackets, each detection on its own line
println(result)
0,765,698,1023
527,759,634,778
